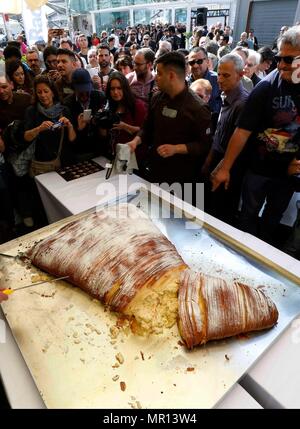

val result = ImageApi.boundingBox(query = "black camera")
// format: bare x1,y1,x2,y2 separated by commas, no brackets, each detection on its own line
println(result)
92,110,121,129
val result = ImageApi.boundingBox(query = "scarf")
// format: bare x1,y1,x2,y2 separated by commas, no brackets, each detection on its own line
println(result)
37,102,64,120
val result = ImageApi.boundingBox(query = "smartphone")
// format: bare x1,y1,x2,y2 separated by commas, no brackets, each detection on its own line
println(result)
83,109,92,121
89,67,99,78
51,28,64,37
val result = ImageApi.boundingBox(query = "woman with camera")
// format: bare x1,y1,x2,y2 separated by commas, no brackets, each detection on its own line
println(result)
24,75,76,164
10,76,76,228
101,71,147,157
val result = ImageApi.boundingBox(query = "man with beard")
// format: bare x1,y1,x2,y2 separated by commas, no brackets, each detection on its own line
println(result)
55,49,78,101
126,48,156,104
211,25,300,245
187,47,221,115
127,52,211,202
92,44,116,92
26,49,42,76
125,29,139,48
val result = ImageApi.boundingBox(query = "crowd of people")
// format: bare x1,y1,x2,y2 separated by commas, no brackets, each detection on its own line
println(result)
0,21,299,262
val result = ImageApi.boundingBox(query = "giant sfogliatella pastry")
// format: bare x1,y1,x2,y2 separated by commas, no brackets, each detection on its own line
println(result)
27,204,187,334
26,204,278,345
178,270,279,349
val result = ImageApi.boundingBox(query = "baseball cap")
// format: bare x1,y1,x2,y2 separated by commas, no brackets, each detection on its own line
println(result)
72,68,92,92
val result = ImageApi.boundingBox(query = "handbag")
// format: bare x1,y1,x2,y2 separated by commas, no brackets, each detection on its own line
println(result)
10,141,36,177
29,127,65,177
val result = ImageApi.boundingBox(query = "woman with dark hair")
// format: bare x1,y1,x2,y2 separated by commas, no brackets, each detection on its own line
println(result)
5,58,34,95
24,75,76,164
101,71,147,157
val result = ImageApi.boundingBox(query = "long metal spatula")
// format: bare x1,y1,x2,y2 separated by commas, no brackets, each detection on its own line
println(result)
2,276,69,295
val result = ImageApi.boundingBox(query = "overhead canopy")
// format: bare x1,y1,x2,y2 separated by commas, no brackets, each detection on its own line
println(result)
0,0,48,14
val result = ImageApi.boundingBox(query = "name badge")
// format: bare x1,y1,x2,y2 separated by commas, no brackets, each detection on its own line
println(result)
162,106,178,119
64,88,74,94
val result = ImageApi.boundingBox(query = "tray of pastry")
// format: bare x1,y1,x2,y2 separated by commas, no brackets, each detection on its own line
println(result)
0,187,300,409
57,160,104,181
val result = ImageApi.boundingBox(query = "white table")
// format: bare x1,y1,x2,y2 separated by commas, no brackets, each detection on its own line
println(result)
1,165,300,408
240,314,300,409
35,157,148,224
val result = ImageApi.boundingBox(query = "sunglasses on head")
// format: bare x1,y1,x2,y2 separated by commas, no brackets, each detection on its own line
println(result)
188,59,205,66
274,54,300,64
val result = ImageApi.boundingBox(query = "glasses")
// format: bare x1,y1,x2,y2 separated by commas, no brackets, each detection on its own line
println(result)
274,55,300,64
245,62,254,67
188,59,205,66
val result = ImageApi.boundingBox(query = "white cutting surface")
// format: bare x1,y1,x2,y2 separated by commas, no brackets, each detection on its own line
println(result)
1,188,300,409
0,215,241,409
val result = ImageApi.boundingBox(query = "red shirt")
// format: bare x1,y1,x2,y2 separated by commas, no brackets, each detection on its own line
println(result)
113,98,147,144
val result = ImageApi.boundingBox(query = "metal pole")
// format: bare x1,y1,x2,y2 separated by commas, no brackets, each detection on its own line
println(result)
65,0,74,41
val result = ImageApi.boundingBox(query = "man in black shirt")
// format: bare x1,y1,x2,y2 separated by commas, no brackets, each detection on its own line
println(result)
127,52,211,205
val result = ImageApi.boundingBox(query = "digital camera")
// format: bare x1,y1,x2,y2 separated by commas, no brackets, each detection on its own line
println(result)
92,110,121,129
50,121,63,131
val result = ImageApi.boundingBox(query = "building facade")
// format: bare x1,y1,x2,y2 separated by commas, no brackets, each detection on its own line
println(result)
69,0,236,33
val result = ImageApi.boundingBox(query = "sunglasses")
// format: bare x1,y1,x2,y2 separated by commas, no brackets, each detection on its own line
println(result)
274,55,300,64
188,59,205,66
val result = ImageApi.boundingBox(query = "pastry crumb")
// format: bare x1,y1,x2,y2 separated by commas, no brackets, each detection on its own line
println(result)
116,352,124,364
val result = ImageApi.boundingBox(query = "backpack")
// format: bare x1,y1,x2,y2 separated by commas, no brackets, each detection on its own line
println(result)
2,120,35,177
2,120,30,157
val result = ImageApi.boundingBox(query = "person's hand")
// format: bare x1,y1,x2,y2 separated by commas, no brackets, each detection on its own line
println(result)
48,70,61,82
38,121,54,132
157,144,177,158
210,164,231,191
92,75,101,90
77,113,88,131
59,116,73,129
112,121,128,131
127,140,138,152
0,289,8,303
288,159,300,176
